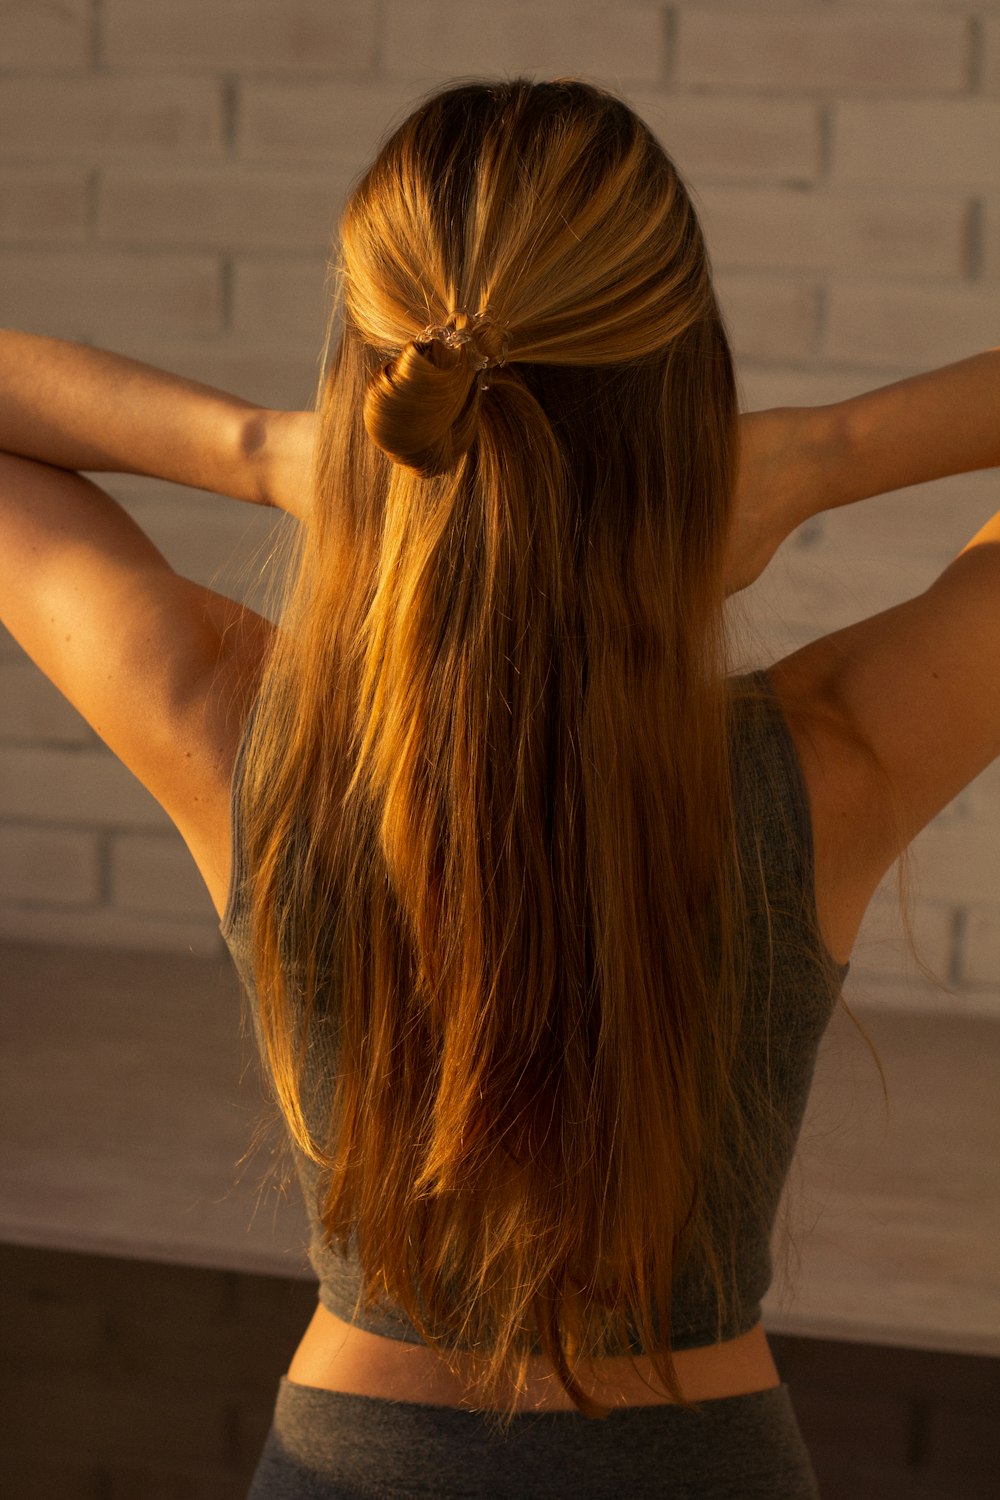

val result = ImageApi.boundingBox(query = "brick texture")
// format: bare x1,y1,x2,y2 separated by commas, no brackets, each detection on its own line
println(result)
630,93,822,183
0,77,225,159
833,101,1000,186
2,0,91,68
102,0,379,73
825,283,1000,369
98,169,344,251
983,200,1000,281
0,747,170,829
0,625,22,660
966,758,1000,820
715,273,820,361
383,0,665,82
696,187,967,277
907,818,1000,906
984,18,1000,95
850,892,955,984
0,251,222,342
231,256,329,342
0,167,89,243
964,908,1000,986
0,3,997,1006
737,367,879,414
238,79,421,163
0,826,100,905
0,904,222,956
110,833,215,919
675,11,967,93
0,662,93,744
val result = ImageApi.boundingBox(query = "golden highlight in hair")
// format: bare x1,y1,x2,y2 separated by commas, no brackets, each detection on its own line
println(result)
238,78,811,1424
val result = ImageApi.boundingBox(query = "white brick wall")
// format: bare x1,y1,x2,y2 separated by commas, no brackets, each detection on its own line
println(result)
0,252,222,342
110,834,214,918
631,95,823,183
964,907,1000,985
0,826,100,905
673,10,968,93
0,77,227,158
101,0,380,74
715,273,821,362
3,0,92,68
0,168,90,242
985,17,1000,92
982,199,1000,278
0,663,94,745
382,1,666,83
98,169,345,250
832,100,1000,185
696,187,968,277
825,283,999,368
231,257,329,342
0,748,171,829
0,0,997,1013
237,80,422,163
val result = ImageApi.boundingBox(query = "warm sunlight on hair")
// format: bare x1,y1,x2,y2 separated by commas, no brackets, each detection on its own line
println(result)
235,78,822,1427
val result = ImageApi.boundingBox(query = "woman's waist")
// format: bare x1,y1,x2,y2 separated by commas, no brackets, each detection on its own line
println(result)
286,1303,781,1412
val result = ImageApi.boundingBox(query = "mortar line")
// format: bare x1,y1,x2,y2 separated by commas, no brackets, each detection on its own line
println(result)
967,17,984,93
662,7,679,90
91,0,103,71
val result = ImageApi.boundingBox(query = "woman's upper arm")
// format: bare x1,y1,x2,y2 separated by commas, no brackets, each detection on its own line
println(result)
771,513,1000,897
0,451,269,831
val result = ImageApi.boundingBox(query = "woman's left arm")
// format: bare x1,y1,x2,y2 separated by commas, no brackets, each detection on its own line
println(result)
0,337,290,892
0,329,315,518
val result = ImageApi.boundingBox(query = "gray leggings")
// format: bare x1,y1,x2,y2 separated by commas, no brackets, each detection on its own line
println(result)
246,1377,821,1498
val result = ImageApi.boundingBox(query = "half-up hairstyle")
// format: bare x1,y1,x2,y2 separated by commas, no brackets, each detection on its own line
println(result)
238,78,780,1422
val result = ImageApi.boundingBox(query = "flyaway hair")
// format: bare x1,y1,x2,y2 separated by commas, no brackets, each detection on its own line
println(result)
236,78,829,1424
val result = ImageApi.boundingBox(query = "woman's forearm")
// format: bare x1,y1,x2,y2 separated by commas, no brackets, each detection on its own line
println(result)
0,329,273,504
727,349,1000,593
824,347,1000,514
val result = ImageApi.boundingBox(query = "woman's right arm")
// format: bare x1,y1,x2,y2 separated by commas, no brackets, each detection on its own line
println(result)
823,346,1000,513
729,349,1000,594
0,329,315,519
767,348,1000,948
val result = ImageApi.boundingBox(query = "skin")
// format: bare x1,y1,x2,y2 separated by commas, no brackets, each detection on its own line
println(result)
1,333,999,1408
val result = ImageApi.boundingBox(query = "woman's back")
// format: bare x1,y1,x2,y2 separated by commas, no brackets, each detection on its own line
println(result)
220,670,848,1399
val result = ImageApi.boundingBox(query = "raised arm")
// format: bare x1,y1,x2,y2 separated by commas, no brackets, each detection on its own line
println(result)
764,349,1000,962
728,348,1000,594
0,330,315,519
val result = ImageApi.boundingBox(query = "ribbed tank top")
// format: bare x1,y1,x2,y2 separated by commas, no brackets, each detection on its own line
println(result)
220,669,849,1353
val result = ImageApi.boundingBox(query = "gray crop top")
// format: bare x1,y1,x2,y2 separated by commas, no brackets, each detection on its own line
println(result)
220,669,849,1353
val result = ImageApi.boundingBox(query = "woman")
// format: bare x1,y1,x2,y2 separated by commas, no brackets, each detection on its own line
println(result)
1,79,997,1499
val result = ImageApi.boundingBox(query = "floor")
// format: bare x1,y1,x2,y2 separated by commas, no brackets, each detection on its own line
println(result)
1,1242,998,1499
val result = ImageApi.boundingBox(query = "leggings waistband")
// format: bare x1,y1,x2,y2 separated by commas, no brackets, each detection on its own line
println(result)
247,1377,821,1498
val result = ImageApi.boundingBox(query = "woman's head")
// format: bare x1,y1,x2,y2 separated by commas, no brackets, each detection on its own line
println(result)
338,78,732,480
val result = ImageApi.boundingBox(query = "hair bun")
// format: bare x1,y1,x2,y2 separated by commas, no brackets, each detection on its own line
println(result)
363,310,509,478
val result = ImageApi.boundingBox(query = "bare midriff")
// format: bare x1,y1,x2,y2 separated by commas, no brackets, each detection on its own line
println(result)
286,1303,781,1412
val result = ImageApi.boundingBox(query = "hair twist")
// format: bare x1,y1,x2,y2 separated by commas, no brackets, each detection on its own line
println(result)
363,309,510,478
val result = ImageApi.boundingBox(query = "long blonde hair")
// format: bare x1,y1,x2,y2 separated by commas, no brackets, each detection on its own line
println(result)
240,78,790,1420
